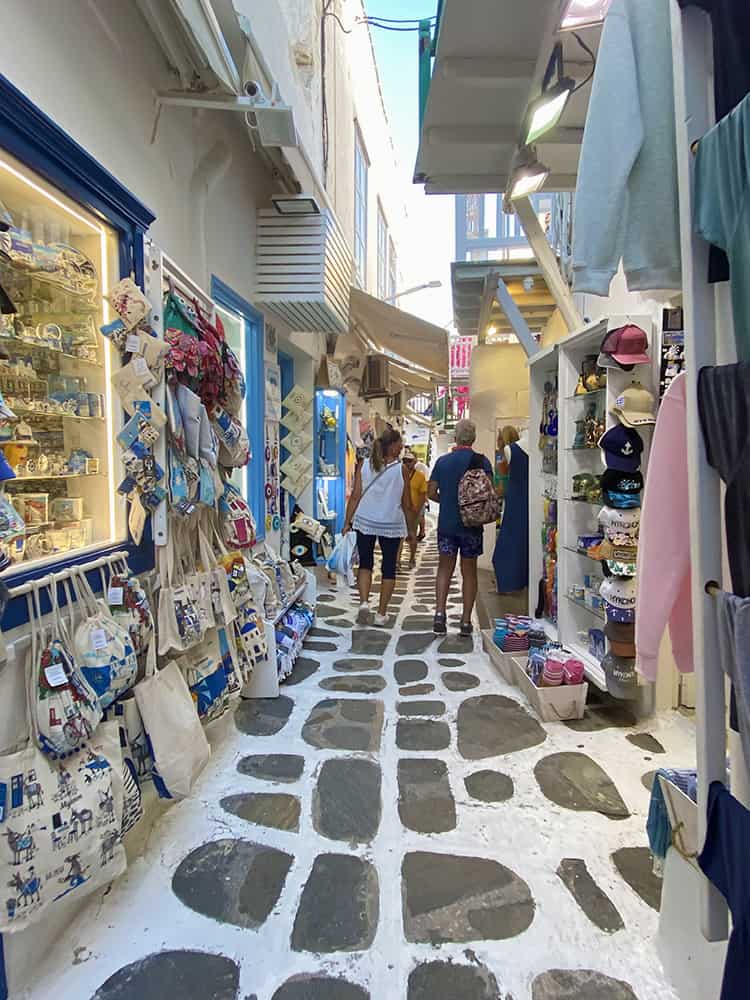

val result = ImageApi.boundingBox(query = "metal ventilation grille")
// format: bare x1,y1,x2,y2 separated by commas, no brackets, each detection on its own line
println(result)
255,209,352,334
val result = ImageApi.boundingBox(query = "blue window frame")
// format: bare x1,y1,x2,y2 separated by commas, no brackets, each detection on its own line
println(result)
0,74,155,629
353,123,368,287
210,277,265,540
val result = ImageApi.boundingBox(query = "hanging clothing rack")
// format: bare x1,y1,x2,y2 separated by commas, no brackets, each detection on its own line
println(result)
6,549,130,599
161,253,215,315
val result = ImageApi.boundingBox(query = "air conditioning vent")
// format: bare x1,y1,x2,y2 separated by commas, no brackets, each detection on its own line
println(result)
361,356,390,399
387,390,405,415
255,208,352,334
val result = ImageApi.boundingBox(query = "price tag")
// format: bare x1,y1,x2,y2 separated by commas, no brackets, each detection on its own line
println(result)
108,586,124,605
133,356,149,377
44,662,68,687
125,333,141,354
91,628,108,651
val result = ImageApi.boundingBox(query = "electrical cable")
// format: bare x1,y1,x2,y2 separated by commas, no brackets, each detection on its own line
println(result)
571,31,596,94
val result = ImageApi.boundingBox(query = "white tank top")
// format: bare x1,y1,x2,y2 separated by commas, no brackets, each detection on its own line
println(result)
352,459,407,538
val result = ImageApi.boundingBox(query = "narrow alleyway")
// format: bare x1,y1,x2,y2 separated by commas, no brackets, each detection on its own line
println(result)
26,534,694,1000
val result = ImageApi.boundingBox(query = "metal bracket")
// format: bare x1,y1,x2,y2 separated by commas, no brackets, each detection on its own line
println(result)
512,195,582,335
493,277,539,358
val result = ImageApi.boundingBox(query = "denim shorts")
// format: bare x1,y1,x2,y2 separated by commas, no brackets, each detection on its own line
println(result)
438,531,483,558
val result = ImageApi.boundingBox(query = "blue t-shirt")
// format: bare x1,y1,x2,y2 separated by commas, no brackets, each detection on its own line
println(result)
429,449,493,537
698,781,750,1000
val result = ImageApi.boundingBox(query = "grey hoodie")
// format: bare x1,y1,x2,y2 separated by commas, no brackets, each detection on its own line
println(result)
572,0,682,295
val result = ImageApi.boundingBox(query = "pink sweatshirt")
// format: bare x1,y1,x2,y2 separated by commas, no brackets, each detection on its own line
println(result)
635,373,694,680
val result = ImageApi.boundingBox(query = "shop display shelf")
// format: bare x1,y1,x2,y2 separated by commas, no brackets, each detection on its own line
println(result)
564,593,605,621
564,387,606,401
562,544,601,560
0,439,41,446
6,471,102,483
11,406,105,421
2,334,102,367
563,496,602,506
565,446,602,454
267,578,310,625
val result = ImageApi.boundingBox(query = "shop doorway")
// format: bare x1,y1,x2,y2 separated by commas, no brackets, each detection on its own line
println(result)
210,277,264,539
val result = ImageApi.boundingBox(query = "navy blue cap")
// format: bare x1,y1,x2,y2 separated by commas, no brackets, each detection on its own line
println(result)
598,424,643,472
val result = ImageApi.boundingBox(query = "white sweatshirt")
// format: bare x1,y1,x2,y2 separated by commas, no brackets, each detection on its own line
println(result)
572,0,682,295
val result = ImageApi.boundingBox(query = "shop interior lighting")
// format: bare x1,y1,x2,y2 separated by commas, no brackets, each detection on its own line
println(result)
486,324,498,337
271,194,321,216
522,43,575,146
559,0,612,31
0,155,118,547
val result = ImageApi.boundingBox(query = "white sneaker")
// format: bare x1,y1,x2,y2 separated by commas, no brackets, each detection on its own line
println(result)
373,613,388,627
356,603,371,625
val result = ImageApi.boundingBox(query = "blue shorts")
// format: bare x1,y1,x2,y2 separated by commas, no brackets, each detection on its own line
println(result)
438,531,483,559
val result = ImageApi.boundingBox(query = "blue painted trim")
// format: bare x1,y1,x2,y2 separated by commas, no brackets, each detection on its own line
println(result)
0,76,156,629
0,73,155,275
210,277,265,540
0,932,6,1000
313,388,346,547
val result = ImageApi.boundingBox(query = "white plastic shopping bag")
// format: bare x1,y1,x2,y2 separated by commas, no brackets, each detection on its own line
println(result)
326,531,358,587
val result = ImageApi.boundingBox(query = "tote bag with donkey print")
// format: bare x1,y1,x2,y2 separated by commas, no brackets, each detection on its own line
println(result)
27,583,102,759
66,568,138,710
156,535,205,656
0,670,126,934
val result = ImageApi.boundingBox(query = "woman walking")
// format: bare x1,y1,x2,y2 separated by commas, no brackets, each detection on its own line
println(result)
344,427,409,626
401,450,428,570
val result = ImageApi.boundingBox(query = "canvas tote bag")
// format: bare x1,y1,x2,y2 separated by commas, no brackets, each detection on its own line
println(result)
133,646,209,800
0,621,126,932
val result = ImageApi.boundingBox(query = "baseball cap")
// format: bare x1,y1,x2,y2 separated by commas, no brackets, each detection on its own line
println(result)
602,652,638,699
598,424,643,472
597,324,651,370
612,385,656,428
600,575,637,610
600,469,643,494
604,602,636,625
605,619,636,657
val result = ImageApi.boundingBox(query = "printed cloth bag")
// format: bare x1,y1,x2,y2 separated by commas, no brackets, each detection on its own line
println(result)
156,535,205,655
217,622,244,697
174,630,230,723
234,603,267,677
211,522,252,609
219,480,256,549
172,521,215,635
133,658,210,800
198,518,236,627
27,583,102,758
0,685,126,933
67,568,138,710
98,558,154,659
100,703,143,835
106,277,150,331
244,557,271,618
212,405,250,468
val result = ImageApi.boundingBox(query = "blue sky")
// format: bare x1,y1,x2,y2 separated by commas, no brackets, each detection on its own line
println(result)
365,1,454,328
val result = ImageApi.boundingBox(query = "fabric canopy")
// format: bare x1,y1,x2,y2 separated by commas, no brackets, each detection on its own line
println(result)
348,287,449,380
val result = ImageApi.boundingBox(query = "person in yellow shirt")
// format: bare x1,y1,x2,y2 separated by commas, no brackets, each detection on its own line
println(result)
401,450,428,569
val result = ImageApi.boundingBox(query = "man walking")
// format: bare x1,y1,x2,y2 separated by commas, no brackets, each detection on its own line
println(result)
428,419,493,636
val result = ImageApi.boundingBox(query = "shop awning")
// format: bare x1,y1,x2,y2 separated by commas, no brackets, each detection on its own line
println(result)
414,0,601,195
348,288,449,381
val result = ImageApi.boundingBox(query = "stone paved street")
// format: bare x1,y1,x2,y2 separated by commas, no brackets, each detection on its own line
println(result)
26,534,695,1000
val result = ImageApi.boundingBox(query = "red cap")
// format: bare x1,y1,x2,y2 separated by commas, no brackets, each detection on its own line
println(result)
599,324,650,367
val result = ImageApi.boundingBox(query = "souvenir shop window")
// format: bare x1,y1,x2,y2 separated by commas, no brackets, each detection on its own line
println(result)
0,151,123,573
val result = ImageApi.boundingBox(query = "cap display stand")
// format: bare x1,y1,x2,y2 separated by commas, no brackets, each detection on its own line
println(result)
553,315,655,694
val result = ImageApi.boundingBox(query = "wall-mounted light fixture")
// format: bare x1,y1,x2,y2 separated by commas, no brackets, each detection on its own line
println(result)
559,0,612,32
521,43,575,146
507,149,550,202
271,194,321,215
